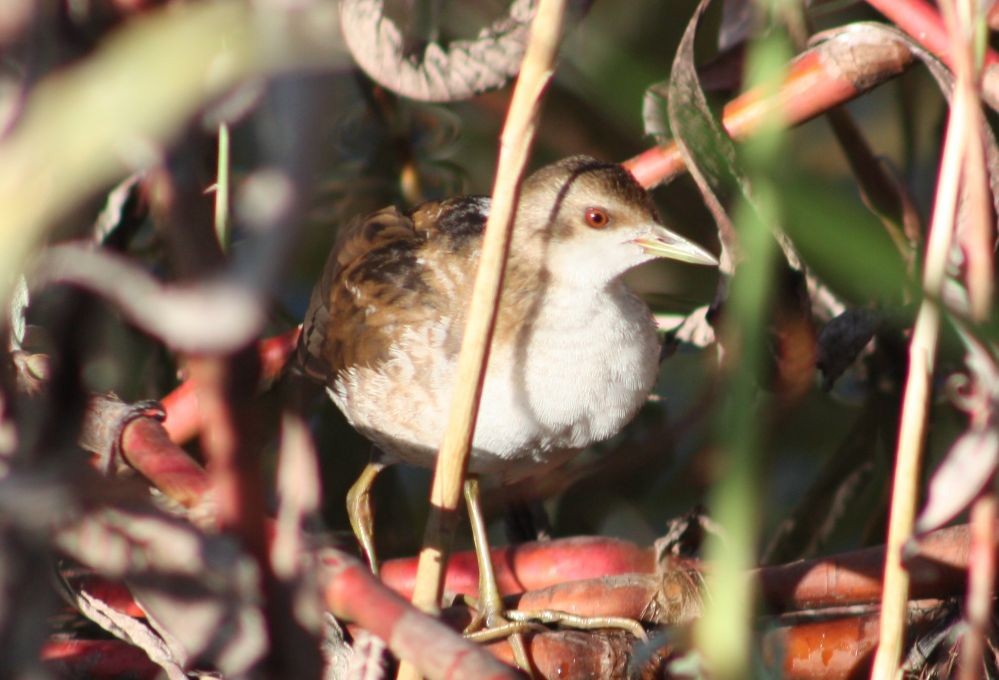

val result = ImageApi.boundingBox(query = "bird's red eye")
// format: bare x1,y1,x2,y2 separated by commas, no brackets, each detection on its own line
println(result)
584,207,610,229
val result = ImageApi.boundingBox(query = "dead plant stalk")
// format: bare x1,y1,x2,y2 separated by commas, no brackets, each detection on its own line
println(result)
871,0,983,671
399,0,568,677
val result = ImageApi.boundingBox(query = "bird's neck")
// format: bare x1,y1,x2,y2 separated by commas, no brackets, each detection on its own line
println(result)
496,260,637,349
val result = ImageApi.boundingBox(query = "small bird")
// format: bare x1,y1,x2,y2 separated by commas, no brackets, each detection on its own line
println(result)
296,155,716,638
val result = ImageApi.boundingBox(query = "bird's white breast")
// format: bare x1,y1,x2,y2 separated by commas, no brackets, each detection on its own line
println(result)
331,281,660,481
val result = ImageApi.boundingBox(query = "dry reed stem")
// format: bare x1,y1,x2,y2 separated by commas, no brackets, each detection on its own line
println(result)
400,0,567,676
871,0,983,673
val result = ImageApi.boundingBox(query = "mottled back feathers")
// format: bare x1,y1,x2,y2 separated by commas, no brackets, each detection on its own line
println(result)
297,196,489,384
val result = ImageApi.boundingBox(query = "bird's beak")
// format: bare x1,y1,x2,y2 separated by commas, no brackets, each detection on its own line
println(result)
632,225,718,266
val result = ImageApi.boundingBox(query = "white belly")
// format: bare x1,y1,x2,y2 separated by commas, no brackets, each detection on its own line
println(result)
331,282,660,481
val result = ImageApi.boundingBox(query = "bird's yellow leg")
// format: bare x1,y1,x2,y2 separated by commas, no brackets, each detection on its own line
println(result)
346,461,386,575
462,478,649,653
463,478,536,674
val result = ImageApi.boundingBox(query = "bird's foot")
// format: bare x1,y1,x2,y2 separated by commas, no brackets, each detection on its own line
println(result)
459,595,648,677
460,595,540,639
458,595,538,675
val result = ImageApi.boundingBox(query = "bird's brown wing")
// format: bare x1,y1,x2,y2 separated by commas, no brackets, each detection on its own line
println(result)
296,199,486,384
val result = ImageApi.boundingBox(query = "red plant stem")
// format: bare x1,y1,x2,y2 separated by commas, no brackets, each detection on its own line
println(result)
380,535,656,600
439,567,702,637
762,612,881,679
378,524,977,610
320,550,520,680
482,608,938,679
624,51,861,186
623,27,914,188
760,606,943,679
41,640,160,680
161,327,301,444
863,0,999,70
440,574,661,630
159,377,200,444
513,573,672,618
185,354,267,554
119,416,212,514
259,326,302,376
67,576,147,618
482,621,872,680
757,524,971,610
183,352,323,675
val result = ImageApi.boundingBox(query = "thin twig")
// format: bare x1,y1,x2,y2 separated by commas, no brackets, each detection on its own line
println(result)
871,0,983,672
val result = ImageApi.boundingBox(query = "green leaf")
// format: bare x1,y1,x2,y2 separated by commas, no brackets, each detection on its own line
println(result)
783,181,908,303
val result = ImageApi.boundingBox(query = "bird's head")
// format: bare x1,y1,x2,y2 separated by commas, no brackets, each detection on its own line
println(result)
515,156,717,286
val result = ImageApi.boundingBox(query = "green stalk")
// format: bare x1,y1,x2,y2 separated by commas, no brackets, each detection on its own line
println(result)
694,31,790,678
